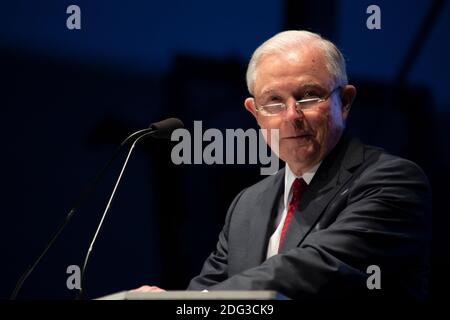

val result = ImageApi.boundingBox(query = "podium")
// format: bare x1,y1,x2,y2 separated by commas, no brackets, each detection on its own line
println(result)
96,290,288,300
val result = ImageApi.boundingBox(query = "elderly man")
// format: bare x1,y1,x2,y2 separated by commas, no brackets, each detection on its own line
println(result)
139,30,431,299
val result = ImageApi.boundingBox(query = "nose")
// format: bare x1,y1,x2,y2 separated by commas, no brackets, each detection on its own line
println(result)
284,100,304,121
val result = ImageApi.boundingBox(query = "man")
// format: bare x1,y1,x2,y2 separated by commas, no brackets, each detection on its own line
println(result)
138,30,431,299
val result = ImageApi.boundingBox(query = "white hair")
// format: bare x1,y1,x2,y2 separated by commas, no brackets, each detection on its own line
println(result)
246,30,348,95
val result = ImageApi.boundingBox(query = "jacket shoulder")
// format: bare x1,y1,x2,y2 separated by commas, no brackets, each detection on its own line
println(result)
361,144,430,186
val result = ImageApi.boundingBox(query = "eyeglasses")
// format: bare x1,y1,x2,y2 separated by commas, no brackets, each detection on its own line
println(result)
254,86,342,117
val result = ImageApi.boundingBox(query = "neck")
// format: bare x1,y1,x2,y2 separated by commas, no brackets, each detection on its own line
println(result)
287,161,318,177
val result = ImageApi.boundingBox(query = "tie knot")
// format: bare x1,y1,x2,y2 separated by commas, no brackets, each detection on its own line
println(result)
291,178,306,201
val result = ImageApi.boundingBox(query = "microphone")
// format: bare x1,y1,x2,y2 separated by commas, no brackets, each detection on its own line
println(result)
121,117,184,143
10,117,183,300
148,117,184,139
77,119,182,299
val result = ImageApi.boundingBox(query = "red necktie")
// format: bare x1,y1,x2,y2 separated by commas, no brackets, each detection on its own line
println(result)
278,178,307,252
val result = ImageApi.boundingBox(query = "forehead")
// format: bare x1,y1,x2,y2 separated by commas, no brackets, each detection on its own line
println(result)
254,47,334,95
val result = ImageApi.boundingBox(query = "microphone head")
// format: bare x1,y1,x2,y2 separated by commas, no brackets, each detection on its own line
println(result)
149,118,184,139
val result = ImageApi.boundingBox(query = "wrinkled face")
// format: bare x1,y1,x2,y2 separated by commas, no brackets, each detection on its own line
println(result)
245,46,355,174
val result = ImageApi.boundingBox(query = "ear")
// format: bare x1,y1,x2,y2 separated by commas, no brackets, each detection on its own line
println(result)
340,85,356,121
245,97,257,118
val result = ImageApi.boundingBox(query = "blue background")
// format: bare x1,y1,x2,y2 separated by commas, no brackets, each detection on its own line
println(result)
1,0,449,299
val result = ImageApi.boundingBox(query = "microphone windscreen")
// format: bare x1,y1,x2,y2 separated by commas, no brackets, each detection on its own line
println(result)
149,118,184,139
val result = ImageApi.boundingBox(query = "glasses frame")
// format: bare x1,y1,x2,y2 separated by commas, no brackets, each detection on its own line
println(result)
254,86,342,117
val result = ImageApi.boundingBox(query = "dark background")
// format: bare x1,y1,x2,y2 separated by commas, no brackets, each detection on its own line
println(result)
1,0,449,300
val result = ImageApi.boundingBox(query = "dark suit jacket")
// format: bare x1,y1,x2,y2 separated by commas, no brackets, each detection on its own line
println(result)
188,134,432,299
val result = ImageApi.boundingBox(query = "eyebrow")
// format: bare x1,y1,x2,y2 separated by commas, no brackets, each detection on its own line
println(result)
258,90,279,99
294,83,327,92
259,82,327,98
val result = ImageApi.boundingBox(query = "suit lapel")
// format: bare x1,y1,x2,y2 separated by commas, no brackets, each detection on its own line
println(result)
245,168,285,268
278,135,365,253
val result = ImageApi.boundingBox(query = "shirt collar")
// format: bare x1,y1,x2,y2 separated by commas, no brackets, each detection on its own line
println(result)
284,161,322,207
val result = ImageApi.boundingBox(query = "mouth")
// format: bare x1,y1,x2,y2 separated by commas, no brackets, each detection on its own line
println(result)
282,133,313,140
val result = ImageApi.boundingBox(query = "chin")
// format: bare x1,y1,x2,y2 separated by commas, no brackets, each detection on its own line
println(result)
283,150,318,168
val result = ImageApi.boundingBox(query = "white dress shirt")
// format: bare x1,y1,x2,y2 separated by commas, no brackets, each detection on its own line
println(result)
266,162,322,259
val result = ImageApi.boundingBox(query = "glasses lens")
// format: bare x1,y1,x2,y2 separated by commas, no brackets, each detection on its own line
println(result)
298,98,321,110
261,104,284,115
